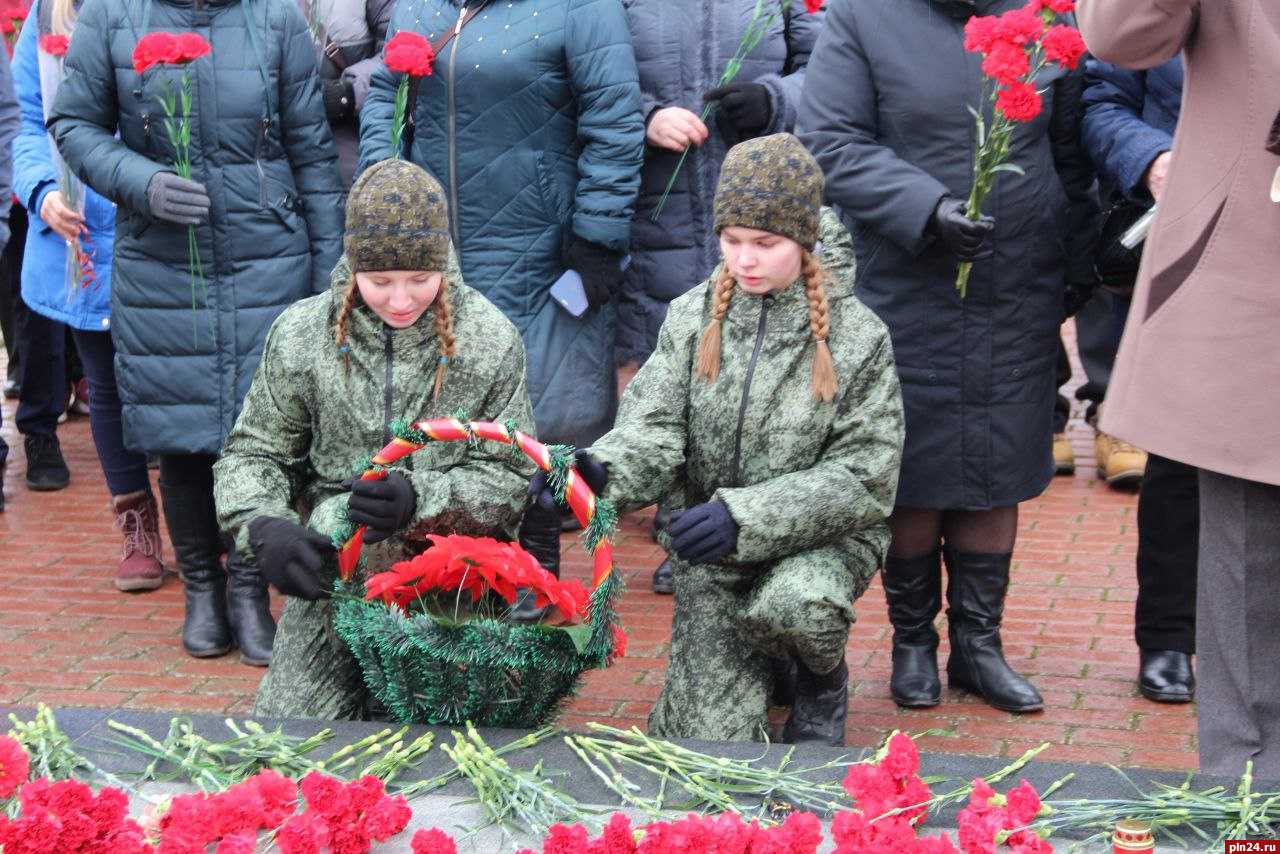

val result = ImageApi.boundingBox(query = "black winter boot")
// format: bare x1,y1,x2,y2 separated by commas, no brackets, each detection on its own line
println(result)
226,545,276,666
651,557,675,594
944,547,1043,712
161,482,233,658
781,658,848,745
883,550,943,708
511,503,561,623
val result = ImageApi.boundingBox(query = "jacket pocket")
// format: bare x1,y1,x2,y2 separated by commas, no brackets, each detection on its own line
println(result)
535,153,571,224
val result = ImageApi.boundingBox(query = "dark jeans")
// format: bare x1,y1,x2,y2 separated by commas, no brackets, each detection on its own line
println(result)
0,206,28,384
16,306,68,437
1135,453,1199,653
70,328,151,497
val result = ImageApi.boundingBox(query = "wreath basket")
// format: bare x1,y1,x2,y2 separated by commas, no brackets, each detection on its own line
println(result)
330,416,624,729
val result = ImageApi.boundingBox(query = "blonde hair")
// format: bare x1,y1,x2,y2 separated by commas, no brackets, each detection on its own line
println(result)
334,275,457,402
696,249,837,403
50,0,77,37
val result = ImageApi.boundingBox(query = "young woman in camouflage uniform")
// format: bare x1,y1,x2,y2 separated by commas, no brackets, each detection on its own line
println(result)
213,160,534,719
535,135,904,744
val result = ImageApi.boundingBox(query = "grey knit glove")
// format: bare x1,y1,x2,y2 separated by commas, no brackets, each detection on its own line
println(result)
146,171,210,225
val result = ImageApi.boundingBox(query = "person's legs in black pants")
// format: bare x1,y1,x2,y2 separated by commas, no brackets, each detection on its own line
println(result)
1052,340,1074,474
159,453,232,657
15,308,69,490
0,207,27,395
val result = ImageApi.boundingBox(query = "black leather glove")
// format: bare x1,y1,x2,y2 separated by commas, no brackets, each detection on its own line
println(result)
927,196,995,262
343,471,417,544
146,171,210,225
704,82,772,145
529,449,608,512
321,78,357,123
565,238,625,310
1063,280,1095,319
668,500,739,565
247,516,335,600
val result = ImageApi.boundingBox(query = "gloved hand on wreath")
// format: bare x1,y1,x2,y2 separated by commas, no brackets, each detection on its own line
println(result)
247,516,334,600
668,500,739,565
342,471,417,544
528,449,608,512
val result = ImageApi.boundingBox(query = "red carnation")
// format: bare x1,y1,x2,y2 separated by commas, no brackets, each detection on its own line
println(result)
804,0,823,13
172,31,211,63
0,734,29,799
994,6,1043,46
132,31,177,73
384,30,435,76
38,33,68,55
5,5,26,20
1041,23,1086,69
412,828,459,854
981,40,1030,84
1036,0,1075,12
995,81,1042,122
0,19,14,34
963,15,1000,53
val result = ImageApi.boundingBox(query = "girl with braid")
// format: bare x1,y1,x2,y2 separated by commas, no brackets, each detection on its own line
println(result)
532,135,905,744
214,159,535,720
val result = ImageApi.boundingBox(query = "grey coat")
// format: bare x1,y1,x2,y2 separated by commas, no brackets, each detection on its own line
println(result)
616,0,822,365
798,0,1098,510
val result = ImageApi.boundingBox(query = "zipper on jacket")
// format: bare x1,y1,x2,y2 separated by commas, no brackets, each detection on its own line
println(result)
380,325,394,445
255,117,271,207
729,294,773,486
446,4,466,247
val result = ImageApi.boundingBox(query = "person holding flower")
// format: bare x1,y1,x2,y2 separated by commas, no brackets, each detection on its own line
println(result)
47,0,343,666
797,0,1097,713
214,159,535,720
534,135,904,745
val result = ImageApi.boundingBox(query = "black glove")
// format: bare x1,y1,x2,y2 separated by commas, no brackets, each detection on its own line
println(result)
1063,280,1095,319
343,471,417,544
321,78,357,123
247,516,335,600
565,238,625,310
668,500,739,565
927,196,995,262
146,171,210,225
529,449,608,512
704,82,772,145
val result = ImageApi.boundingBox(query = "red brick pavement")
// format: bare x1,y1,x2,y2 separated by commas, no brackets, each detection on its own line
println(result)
0,328,1197,772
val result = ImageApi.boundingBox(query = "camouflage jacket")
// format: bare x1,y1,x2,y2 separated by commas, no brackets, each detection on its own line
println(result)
214,256,535,559
590,213,905,565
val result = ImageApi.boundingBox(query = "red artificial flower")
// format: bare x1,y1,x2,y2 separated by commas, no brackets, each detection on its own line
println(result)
38,33,68,55
610,625,628,659
1040,24,1085,69
994,6,1043,46
963,15,1000,53
995,81,1042,122
804,0,823,13
412,827,459,854
0,734,30,799
384,30,435,76
981,40,1030,84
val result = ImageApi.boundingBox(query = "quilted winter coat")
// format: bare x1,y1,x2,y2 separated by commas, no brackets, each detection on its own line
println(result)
615,0,824,365
48,0,344,456
358,0,644,448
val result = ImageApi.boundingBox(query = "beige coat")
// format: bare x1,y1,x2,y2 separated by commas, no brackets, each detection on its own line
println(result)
1080,0,1280,485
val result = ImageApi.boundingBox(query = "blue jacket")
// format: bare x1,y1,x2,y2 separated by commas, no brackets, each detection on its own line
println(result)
1081,57,1183,202
11,0,115,332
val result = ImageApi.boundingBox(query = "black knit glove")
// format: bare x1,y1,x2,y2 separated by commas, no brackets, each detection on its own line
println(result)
343,472,417,544
1064,280,1096,319
529,449,608,512
668,500,739,565
146,171,210,225
565,239,625,309
247,516,335,600
927,196,995,262
704,82,772,145
321,78,357,123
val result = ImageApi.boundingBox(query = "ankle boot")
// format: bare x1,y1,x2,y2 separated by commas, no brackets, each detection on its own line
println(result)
511,503,561,623
944,547,1042,712
883,550,942,708
161,482,233,658
112,490,165,592
226,545,276,666
781,658,848,746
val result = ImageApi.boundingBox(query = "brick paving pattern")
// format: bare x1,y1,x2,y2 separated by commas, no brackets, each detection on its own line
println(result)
0,327,1196,771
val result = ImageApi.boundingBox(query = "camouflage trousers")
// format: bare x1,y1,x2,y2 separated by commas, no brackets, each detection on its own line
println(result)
647,534,882,742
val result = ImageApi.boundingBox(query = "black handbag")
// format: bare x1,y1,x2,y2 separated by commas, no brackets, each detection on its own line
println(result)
1093,195,1152,295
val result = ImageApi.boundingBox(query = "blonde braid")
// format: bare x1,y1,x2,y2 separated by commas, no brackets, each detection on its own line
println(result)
334,275,361,378
696,265,737,384
431,279,457,402
801,250,838,403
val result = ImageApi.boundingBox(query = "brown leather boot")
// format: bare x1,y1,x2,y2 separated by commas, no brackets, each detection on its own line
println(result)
113,491,165,592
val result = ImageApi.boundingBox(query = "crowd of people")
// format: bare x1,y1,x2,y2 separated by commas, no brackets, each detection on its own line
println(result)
0,0,1270,778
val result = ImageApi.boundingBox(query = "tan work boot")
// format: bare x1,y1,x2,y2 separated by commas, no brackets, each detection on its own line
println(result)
1096,431,1147,487
113,491,166,592
1052,433,1075,475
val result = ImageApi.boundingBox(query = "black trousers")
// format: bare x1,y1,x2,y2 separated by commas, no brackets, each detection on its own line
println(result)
1135,453,1199,653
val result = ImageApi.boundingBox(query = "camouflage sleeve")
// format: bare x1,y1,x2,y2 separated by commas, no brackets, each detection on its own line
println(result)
714,333,904,564
214,314,314,558
401,334,537,541
588,293,698,512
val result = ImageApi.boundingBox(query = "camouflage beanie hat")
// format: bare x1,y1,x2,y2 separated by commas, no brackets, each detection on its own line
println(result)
713,134,824,251
345,159,451,273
